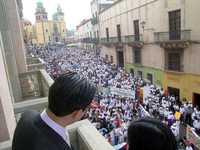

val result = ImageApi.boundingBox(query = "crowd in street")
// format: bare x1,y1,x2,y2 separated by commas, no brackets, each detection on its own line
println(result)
27,44,200,150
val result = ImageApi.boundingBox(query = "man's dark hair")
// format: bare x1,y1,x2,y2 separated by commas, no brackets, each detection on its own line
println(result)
48,72,96,117
128,118,177,150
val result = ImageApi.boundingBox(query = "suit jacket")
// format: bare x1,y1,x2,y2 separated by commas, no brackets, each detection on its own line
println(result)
12,110,72,150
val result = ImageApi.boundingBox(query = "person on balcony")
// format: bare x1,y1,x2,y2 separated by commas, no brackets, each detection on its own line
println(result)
128,118,178,150
12,72,96,150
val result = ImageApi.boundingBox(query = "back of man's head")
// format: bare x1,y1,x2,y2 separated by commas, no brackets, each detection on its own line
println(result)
48,72,96,117
128,118,177,150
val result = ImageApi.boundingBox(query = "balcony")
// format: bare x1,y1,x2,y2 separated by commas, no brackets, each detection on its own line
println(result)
0,72,114,150
154,30,191,49
100,37,122,48
100,37,118,44
0,54,114,150
26,57,45,71
124,35,144,48
67,120,114,150
19,69,53,100
100,35,144,48
91,38,99,44
81,38,99,44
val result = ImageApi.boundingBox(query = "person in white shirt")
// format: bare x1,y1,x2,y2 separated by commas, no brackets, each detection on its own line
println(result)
185,143,193,150
193,118,200,134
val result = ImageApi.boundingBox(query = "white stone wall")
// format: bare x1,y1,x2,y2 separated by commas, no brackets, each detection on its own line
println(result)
101,46,117,64
77,20,94,40
5,0,27,73
141,45,165,69
0,0,24,102
184,44,200,74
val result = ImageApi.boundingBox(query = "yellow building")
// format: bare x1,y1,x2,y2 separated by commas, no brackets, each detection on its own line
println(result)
24,2,67,45
163,71,200,103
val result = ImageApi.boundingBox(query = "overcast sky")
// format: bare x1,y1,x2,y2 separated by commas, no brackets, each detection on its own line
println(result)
22,0,92,30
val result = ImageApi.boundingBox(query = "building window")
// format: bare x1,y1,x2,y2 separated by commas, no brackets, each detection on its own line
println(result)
138,71,143,78
167,52,181,71
134,20,140,41
133,48,141,64
105,54,108,60
110,56,113,63
106,28,109,42
97,30,99,39
169,9,181,40
130,69,134,77
117,24,121,42
90,32,92,38
94,32,97,38
147,73,153,84
95,12,98,18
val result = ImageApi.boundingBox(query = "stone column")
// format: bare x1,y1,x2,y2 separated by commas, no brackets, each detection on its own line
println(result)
5,0,27,73
0,0,27,102
0,32,16,145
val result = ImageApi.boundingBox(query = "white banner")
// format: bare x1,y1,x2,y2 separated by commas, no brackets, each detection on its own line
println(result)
110,87,135,99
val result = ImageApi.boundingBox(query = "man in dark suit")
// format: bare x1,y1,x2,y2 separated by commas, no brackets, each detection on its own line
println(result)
12,72,96,150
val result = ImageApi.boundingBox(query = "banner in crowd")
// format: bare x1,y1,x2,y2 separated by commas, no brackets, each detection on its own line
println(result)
186,125,200,149
110,87,135,99
138,104,151,117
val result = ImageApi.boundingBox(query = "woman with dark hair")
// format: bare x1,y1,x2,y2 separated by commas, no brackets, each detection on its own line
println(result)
128,118,178,150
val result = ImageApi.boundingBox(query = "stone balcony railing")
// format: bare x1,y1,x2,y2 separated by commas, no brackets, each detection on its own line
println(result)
124,35,143,43
154,30,191,42
80,38,99,44
100,35,143,45
154,30,192,49
19,69,53,100
67,120,114,150
26,57,46,71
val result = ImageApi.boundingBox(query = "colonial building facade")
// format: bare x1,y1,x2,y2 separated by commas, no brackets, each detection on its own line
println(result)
90,0,115,48
76,19,94,50
76,0,114,53
99,0,200,103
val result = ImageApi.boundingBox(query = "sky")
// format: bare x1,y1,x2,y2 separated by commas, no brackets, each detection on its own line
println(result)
22,0,92,30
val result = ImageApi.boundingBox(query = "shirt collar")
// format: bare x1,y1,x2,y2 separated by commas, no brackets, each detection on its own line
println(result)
40,110,71,147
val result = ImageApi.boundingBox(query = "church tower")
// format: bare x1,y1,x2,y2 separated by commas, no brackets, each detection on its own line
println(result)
35,1,48,22
53,5,64,21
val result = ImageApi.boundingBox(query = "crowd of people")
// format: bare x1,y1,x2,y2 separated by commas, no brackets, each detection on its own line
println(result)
27,45,136,90
27,44,200,150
